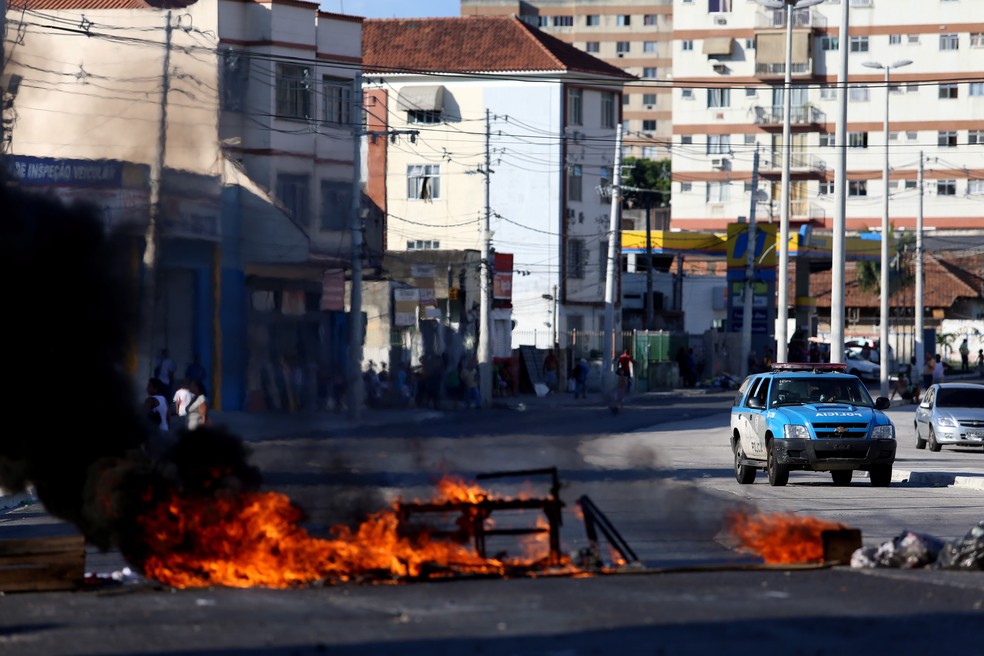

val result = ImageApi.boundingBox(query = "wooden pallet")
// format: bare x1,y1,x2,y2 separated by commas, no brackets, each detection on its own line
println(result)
0,535,86,592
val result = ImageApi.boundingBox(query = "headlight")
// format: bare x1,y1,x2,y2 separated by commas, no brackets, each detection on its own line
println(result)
871,424,895,440
784,425,810,439
936,416,957,428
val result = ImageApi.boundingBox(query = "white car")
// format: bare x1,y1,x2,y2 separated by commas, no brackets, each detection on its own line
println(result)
914,383,984,452
844,349,880,381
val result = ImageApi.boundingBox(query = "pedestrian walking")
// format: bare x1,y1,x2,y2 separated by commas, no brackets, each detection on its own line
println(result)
144,378,169,432
977,349,984,378
932,354,945,385
185,379,209,430
460,359,480,409
572,358,589,399
959,339,970,373
922,354,935,390
169,378,194,430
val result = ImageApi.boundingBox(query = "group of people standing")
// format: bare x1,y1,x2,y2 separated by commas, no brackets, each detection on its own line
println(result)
144,348,209,434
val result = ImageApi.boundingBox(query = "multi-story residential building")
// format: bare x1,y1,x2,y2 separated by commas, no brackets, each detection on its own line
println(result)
461,0,673,160
3,0,364,411
362,16,632,356
671,0,984,233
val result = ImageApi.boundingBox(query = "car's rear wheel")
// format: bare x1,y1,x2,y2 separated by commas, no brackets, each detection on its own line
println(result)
869,465,892,487
928,427,942,452
766,442,789,487
734,440,756,485
831,470,853,486
915,422,927,449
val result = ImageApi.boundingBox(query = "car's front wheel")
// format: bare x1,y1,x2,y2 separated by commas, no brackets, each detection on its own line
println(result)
928,427,942,452
767,442,789,487
831,470,853,486
734,440,756,485
869,465,892,487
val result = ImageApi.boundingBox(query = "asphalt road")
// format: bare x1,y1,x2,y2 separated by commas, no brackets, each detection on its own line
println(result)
1,389,981,656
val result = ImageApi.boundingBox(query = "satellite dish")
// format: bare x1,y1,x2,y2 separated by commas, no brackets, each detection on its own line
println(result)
143,0,198,8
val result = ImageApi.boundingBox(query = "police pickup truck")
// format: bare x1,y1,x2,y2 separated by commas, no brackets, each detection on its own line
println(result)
730,363,896,487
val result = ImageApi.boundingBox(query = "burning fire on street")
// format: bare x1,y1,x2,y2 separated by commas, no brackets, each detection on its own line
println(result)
723,509,853,565
133,473,574,589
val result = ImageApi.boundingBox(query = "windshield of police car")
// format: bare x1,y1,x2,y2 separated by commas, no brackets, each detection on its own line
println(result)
770,376,873,407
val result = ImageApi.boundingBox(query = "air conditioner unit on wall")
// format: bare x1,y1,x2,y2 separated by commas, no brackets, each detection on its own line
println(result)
715,16,728,25
711,158,725,169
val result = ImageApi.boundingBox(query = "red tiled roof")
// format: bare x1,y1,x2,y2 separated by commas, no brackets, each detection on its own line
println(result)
810,253,984,309
363,16,634,79
10,0,176,7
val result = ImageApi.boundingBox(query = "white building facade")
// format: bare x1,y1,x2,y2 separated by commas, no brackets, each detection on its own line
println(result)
671,0,984,233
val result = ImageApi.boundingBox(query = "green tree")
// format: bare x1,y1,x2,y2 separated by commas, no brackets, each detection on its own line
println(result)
855,225,915,296
622,157,670,208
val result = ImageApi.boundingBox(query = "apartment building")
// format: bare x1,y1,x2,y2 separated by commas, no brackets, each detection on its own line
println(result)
362,16,631,354
461,0,673,160
671,0,984,232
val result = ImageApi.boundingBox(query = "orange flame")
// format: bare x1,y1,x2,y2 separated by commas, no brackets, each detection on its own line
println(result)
724,509,845,564
136,476,566,589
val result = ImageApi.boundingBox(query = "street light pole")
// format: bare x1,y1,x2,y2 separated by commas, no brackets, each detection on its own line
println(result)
758,0,825,362
863,59,911,398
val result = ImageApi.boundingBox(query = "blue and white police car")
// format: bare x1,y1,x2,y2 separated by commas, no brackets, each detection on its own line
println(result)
730,363,896,487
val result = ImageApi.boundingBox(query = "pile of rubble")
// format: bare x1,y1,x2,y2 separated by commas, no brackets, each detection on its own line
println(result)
851,521,984,570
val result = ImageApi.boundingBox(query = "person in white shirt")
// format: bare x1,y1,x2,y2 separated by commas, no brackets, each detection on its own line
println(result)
169,378,194,430
185,379,208,430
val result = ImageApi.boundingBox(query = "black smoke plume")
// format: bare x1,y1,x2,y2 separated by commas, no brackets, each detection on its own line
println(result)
0,173,260,564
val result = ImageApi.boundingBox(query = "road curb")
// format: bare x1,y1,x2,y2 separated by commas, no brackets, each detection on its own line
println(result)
890,469,984,490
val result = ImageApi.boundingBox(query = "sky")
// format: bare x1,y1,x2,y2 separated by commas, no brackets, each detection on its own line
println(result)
321,1,460,19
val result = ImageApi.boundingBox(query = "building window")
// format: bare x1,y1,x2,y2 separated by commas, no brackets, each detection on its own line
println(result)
275,63,312,119
707,88,730,108
616,41,631,54
616,15,631,26
585,15,600,27
849,132,868,148
906,130,918,141
889,34,902,46
707,134,730,154
969,82,984,96
820,86,837,100
407,240,440,250
907,34,920,44
889,131,899,141
969,130,984,145
940,33,959,51
849,85,870,102
407,110,441,124
848,180,867,197
819,133,835,147
322,79,351,125
937,180,956,196
681,88,694,99
221,48,250,111
744,134,756,145
585,41,600,53
971,33,984,48
568,164,583,201
642,93,658,105
968,179,984,195
821,36,839,51
706,181,729,203
644,14,658,26
745,87,757,97
904,180,917,190
709,0,731,12
567,88,583,125
682,40,694,51
681,135,693,145
567,239,585,279
643,120,658,131
642,146,659,158
681,182,693,192
552,16,573,27
319,180,352,230
938,130,958,147
623,94,631,106
850,36,869,52
601,92,616,128
643,41,658,53
819,180,834,195
276,173,310,224
939,83,958,99
745,38,755,49
642,67,658,78
407,164,440,200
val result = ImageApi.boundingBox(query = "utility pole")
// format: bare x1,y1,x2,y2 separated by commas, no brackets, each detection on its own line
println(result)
347,72,364,419
478,108,493,407
644,201,654,330
830,0,849,365
602,124,623,395
741,146,761,378
915,152,924,370
138,10,173,387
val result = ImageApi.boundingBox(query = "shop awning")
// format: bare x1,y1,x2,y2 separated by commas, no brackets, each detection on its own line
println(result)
702,37,733,57
396,85,445,111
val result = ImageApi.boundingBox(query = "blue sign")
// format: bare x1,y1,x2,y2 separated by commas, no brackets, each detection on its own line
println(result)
6,156,146,188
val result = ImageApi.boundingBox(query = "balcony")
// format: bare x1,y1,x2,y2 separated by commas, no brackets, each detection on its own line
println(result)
753,104,826,128
764,200,827,224
760,152,827,176
753,9,823,79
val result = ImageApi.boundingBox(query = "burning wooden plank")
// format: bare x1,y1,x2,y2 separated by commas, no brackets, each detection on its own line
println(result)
0,535,86,592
